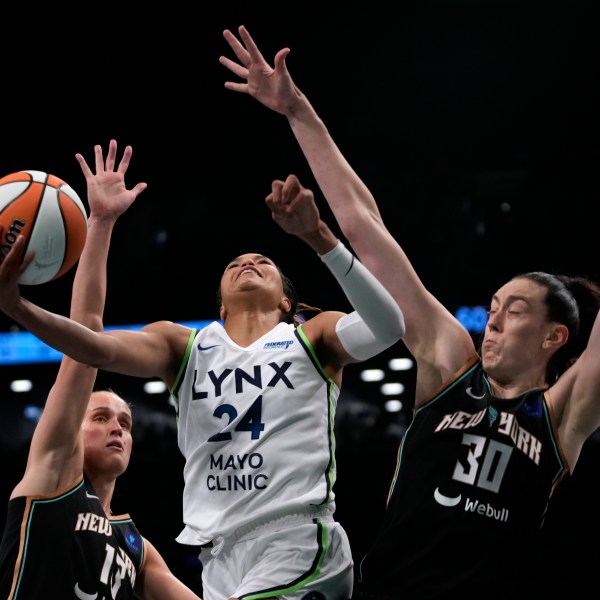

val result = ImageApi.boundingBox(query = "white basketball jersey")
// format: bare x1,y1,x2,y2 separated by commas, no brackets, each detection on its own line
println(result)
170,321,340,545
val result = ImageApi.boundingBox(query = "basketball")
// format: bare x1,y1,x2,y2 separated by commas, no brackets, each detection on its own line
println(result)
0,170,87,285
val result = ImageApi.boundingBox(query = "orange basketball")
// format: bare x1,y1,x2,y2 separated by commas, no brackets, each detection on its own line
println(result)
0,170,87,285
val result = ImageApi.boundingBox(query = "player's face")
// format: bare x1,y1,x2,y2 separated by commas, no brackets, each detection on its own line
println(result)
220,252,285,306
82,392,133,478
481,277,552,381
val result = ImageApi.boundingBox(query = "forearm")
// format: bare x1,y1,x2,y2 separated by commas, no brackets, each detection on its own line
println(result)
285,96,383,241
285,90,437,346
70,217,115,329
320,241,405,359
8,297,107,366
294,218,338,254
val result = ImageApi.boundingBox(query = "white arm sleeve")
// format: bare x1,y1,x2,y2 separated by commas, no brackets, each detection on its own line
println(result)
320,240,405,360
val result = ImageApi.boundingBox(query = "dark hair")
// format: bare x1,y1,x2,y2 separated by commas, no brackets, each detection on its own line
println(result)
216,263,321,327
514,271,600,382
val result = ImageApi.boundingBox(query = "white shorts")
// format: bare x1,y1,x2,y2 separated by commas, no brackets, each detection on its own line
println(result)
199,512,353,600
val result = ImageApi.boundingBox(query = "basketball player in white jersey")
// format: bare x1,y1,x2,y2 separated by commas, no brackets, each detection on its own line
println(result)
0,170,405,599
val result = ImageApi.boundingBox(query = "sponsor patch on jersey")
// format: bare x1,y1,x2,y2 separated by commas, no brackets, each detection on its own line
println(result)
466,386,485,400
124,525,142,555
434,487,462,507
262,339,294,351
74,581,97,600
524,397,543,418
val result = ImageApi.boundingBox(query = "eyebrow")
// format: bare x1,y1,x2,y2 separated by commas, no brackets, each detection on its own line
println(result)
89,406,132,420
491,293,532,305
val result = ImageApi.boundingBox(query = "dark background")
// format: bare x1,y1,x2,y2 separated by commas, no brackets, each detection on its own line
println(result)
1,1,599,596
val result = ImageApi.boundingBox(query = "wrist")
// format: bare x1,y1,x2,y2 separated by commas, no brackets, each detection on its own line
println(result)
5,296,33,328
87,213,119,227
319,239,346,264
286,93,317,123
299,222,337,255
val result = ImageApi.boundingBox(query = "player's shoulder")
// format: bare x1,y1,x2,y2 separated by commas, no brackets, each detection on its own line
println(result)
300,310,346,333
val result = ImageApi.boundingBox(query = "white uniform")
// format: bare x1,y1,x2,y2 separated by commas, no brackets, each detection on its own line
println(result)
170,320,353,599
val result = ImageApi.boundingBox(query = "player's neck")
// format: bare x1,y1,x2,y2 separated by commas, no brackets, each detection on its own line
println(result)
224,312,282,347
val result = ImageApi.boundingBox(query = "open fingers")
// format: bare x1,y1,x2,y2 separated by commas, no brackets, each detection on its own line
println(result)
117,144,133,175
105,138,118,172
222,29,250,65
75,152,92,179
219,55,249,80
237,25,268,63
0,235,32,279
93,143,106,175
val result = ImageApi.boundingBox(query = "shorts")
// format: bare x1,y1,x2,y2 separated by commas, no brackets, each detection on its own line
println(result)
199,511,353,600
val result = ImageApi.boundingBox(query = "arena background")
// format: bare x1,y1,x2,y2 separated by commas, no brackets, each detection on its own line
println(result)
1,1,598,595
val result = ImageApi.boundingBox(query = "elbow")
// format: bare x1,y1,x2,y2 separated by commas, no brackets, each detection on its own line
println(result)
380,317,406,348
394,311,406,341
395,312,406,342
337,203,382,243
379,307,406,346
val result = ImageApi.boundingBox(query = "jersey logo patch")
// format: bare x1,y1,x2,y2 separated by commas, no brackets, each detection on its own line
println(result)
434,487,462,507
124,525,142,554
524,398,543,418
466,386,485,400
262,339,294,351
197,343,220,351
74,582,98,600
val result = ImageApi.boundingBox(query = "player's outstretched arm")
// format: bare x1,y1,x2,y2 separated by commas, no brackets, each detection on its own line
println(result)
266,174,405,370
221,26,475,383
11,140,146,498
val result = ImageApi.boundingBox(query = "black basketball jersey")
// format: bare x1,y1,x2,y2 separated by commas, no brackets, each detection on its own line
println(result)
356,357,568,598
0,475,145,599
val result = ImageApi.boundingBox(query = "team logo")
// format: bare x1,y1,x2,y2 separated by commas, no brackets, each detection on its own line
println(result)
434,487,462,507
197,343,220,351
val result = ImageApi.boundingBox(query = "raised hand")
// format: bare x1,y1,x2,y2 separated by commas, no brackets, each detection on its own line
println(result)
75,139,147,222
266,174,321,237
266,174,337,254
220,25,300,115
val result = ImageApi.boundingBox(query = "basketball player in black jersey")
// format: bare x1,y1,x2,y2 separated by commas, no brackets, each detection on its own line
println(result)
221,25,600,598
0,140,203,599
